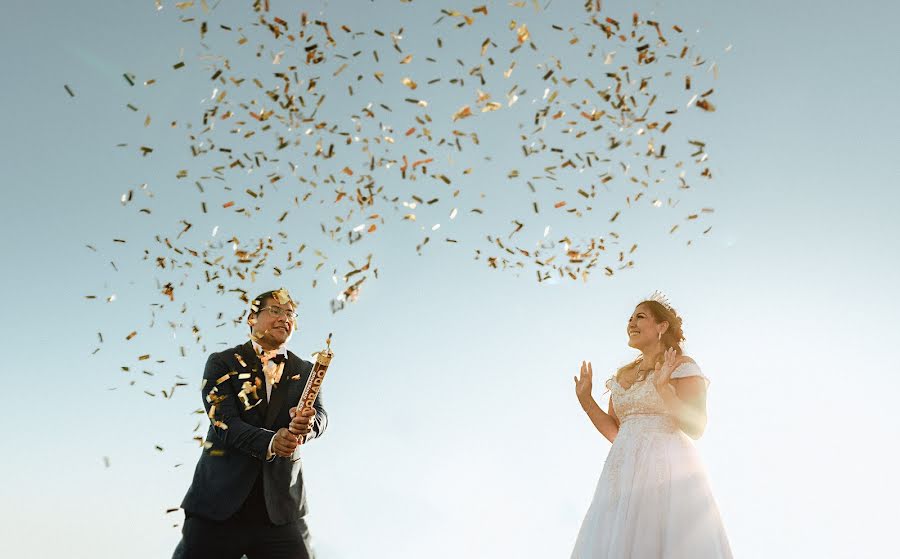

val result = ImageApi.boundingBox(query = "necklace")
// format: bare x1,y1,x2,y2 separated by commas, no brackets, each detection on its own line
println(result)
620,364,652,384
617,360,656,388
635,360,654,371
632,363,656,381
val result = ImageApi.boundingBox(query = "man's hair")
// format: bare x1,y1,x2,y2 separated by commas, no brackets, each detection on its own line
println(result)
250,290,279,315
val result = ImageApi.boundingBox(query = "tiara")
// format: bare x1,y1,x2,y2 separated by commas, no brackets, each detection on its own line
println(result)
647,290,674,311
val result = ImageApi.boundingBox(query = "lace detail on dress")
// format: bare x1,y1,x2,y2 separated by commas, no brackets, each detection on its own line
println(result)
670,361,709,385
600,361,706,496
607,371,668,419
572,360,732,559
603,370,679,502
606,361,707,420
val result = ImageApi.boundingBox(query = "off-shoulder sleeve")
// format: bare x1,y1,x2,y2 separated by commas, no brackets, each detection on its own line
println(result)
604,376,616,392
670,361,709,385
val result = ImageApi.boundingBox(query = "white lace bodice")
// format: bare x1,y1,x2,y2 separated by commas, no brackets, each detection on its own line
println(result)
572,359,732,559
605,362,707,421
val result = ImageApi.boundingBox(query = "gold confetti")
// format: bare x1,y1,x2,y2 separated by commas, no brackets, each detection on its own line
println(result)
516,23,530,44
451,105,472,121
90,3,717,420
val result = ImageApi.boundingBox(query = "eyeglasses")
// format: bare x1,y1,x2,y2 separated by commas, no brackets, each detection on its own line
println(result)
260,306,298,319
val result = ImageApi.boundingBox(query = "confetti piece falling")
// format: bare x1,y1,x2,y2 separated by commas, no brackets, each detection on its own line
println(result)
86,1,720,414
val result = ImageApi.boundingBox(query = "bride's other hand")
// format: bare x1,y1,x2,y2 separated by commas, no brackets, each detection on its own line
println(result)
574,360,594,409
654,347,678,390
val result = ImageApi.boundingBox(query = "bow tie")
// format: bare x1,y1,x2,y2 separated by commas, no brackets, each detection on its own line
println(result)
261,354,286,385
259,351,286,365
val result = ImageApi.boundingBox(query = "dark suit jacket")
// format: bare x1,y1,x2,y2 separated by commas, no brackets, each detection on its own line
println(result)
181,341,328,525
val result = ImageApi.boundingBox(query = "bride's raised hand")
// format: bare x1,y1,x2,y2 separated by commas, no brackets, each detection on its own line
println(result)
574,360,594,409
654,347,678,390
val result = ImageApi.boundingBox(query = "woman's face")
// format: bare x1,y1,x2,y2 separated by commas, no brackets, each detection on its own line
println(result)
626,304,665,350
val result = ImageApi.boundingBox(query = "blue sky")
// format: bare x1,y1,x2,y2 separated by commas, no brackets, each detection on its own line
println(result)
1,1,899,557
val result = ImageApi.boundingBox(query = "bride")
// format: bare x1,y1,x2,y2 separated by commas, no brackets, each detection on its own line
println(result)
571,294,733,558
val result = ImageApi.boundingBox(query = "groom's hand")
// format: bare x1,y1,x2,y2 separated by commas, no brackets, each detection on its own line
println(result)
272,428,299,457
289,406,316,438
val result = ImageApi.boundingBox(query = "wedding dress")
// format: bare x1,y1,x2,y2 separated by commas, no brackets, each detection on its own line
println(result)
571,362,733,558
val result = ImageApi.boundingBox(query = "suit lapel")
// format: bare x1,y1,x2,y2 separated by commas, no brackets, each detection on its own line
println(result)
237,341,268,419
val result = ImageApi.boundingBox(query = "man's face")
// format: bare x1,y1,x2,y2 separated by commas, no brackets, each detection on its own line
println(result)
249,297,296,349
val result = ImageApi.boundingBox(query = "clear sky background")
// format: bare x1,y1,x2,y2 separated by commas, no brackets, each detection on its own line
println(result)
1,1,899,558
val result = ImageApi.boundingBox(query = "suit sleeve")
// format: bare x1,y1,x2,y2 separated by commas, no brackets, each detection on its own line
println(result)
202,353,274,460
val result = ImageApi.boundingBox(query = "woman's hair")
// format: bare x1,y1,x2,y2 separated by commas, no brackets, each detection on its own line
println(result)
615,300,686,384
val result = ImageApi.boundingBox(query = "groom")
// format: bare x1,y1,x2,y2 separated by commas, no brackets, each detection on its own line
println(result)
174,288,328,559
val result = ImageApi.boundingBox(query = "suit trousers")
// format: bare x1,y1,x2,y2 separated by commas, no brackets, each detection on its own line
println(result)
173,472,314,559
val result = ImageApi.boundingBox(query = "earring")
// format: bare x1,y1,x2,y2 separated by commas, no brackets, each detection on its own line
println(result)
657,332,662,341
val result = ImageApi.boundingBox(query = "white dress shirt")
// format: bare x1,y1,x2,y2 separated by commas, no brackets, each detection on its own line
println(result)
251,341,289,461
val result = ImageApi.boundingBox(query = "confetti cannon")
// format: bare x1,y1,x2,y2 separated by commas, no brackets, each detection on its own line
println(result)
293,333,333,443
